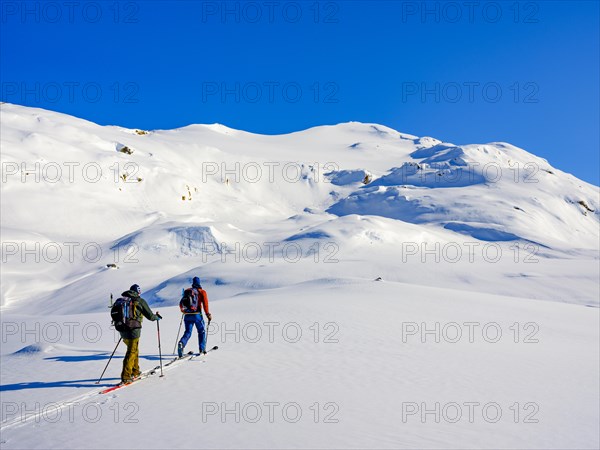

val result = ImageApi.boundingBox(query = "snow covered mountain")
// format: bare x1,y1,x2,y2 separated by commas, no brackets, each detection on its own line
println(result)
1,103,598,312
1,103,598,449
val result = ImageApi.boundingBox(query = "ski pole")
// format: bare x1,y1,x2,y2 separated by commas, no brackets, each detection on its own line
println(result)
96,337,122,384
173,313,184,355
204,318,211,352
156,312,164,377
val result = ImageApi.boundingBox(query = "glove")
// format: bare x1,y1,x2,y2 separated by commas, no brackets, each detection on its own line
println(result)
206,313,212,321
156,312,162,320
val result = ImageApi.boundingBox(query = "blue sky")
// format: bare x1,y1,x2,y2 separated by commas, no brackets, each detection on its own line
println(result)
1,1,599,184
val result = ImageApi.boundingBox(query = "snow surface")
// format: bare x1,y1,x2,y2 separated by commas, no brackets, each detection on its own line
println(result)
0,103,598,448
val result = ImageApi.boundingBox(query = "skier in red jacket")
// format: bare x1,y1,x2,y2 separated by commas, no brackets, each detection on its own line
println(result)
178,276,212,357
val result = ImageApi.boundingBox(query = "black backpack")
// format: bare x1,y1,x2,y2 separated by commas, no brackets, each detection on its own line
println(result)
111,297,142,332
180,288,199,313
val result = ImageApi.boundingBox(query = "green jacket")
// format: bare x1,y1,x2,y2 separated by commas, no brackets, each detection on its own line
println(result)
118,290,159,339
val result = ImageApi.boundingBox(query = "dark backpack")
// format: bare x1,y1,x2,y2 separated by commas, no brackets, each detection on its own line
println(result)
180,288,199,313
111,297,142,332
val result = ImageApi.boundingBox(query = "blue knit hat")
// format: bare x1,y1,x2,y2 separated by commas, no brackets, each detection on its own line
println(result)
130,284,141,293
192,277,201,288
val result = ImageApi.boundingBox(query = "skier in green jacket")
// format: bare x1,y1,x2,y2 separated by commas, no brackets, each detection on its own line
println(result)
119,284,161,384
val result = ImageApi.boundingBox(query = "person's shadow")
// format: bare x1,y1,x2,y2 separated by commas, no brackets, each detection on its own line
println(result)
0,351,165,392
0,378,118,391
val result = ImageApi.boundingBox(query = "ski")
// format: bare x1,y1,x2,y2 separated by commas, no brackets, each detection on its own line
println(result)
99,351,194,394
190,345,219,359
99,370,155,394
164,351,195,367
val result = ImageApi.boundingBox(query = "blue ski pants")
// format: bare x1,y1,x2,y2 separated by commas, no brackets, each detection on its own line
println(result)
179,314,206,352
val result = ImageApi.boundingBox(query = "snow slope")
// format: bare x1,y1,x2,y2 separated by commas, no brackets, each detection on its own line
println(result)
1,281,598,449
0,103,598,448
